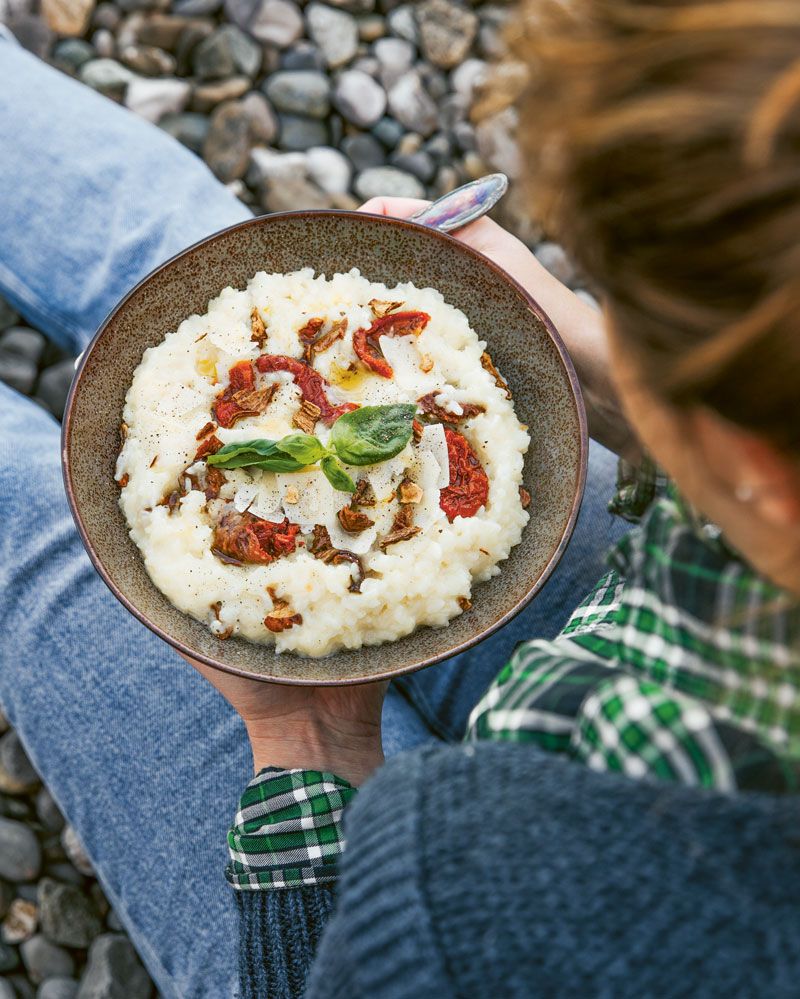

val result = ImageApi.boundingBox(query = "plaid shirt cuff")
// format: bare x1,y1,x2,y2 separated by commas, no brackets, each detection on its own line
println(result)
225,768,357,891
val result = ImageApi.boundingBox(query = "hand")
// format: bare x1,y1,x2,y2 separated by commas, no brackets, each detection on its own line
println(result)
185,654,386,785
358,197,639,460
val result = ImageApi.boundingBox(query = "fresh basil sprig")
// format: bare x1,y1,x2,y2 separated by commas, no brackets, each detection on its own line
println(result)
206,403,415,492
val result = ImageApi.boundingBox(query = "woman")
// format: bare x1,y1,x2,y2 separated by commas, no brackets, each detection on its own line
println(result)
1,1,799,996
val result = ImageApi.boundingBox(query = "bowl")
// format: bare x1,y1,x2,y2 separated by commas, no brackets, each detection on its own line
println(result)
62,210,587,685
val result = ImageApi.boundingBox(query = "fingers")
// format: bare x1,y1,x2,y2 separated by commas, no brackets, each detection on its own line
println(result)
357,196,431,219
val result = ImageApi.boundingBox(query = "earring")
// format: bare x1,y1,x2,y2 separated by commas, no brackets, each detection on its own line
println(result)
735,484,754,503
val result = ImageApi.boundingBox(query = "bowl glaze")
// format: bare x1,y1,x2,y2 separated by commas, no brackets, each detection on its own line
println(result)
62,210,587,685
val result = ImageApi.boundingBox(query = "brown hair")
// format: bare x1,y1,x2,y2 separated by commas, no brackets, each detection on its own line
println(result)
511,0,800,451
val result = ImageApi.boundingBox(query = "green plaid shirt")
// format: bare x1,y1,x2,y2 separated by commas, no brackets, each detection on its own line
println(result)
228,464,800,888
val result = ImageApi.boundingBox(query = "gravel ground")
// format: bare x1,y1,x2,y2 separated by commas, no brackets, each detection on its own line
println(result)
0,0,591,994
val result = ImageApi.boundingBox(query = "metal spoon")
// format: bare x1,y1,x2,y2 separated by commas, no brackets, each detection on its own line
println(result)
409,172,509,234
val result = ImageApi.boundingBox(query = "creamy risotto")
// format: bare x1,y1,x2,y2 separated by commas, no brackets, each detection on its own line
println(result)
116,268,530,657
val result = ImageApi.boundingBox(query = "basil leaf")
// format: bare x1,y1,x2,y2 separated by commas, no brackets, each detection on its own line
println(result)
207,439,281,469
246,455,307,472
274,433,325,465
330,404,416,466
320,455,356,493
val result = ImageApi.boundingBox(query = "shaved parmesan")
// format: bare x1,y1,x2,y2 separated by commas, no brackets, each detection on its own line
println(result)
378,335,443,393
418,422,450,488
407,450,445,530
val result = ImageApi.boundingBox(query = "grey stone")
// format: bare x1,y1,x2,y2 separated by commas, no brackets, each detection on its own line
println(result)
263,70,331,118
193,24,261,80
105,909,124,933
0,940,19,972
477,4,510,61
247,147,308,187
450,57,487,104
475,106,521,179
76,934,150,999
416,0,477,69
341,132,386,169
203,100,252,181
387,69,437,136
306,146,352,194
279,42,325,72
43,863,84,889
1,899,38,944
424,131,451,162
191,75,250,112
0,355,37,395
373,35,413,90
354,165,424,200
386,3,417,43
38,880,101,950
0,733,38,793
60,827,93,878
124,77,192,123
16,884,39,904
358,13,384,41
119,44,176,76
333,69,386,127
261,175,331,213
306,3,358,68
0,820,41,883
172,0,221,12
277,113,328,151
78,59,134,98
224,0,303,48
5,13,55,58
35,793,63,839
390,149,435,182
91,29,116,59
92,3,121,30
52,38,95,73
240,91,278,144
0,880,12,920
0,298,20,332
173,18,215,74
37,979,80,999
323,0,374,10
21,936,75,985
159,111,210,153
452,118,476,153
535,242,577,287
0,980,16,999
35,360,75,420
371,115,403,148
350,55,380,77
9,974,35,999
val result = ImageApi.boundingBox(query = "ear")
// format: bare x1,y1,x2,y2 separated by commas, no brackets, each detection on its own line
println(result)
691,408,800,528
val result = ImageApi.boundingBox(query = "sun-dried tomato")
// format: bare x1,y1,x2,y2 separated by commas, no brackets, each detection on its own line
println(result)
194,434,224,460
439,428,489,521
352,310,431,378
204,467,227,501
417,393,485,423
212,511,300,565
255,354,357,425
213,361,274,429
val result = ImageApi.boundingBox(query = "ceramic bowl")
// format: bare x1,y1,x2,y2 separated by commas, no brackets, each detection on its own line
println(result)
62,210,587,685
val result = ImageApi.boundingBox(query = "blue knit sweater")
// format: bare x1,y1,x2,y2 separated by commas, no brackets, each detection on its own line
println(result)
236,742,800,998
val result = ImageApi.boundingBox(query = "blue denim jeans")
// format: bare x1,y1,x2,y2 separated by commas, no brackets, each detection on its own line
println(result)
0,40,627,999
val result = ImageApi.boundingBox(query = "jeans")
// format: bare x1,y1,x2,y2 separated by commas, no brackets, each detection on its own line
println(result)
0,40,627,999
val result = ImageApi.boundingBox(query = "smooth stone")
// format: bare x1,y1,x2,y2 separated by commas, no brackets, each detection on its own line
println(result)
193,23,261,79
21,936,75,985
261,175,331,213
159,111,209,153
91,2,120,30
172,0,221,12
535,241,578,287
59,827,93,878
0,355,37,395
37,979,80,999
2,13,54,59
247,147,307,187
395,130,421,154
8,975,35,999
119,43,176,76
1,899,38,945
91,28,115,59
116,0,170,9
277,113,328,151
16,885,39,904
333,69,386,127
350,55,380,77
279,41,324,72
0,980,15,999
0,796,31,821
0,940,19,972
386,3,417,43
40,0,95,36
43,863,84,889
240,91,278,144
354,165,424,200
0,298,20,332
371,114,403,148
389,149,435,182
124,76,191,123
224,0,303,48
387,69,437,136
263,70,331,118
38,879,101,949
0,880,12,920
450,57,487,103
373,35,413,90
424,131,451,162
358,13,384,41
52,38,95,72
88,885,109,922
323,0,374,10
306,3,359,68
0,733,38,793
475,105,521,179
341,132,385,169
203,100,252,181
76,934,150,999
416,0,477,69
451,118,476,153
478,5,510,61
121,13,203,50
191,75,249,112
0,820,41,883
78,59,134,97
105,909,124,933
306,145,352,194
173,19,215,74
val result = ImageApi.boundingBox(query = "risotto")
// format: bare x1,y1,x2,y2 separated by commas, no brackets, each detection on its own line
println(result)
116,268,530,657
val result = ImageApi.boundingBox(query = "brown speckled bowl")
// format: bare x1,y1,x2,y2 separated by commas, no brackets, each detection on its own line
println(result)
62,211,587,685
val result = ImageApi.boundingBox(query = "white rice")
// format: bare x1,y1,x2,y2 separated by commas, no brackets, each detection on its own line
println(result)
117,268,530,657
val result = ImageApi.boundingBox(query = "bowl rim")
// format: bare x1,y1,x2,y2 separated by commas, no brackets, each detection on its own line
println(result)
62,209,588,685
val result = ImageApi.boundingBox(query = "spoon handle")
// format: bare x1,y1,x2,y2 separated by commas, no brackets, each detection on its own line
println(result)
409,173,509,234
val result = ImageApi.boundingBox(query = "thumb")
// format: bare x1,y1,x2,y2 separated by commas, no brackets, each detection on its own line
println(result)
357,197,431,220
